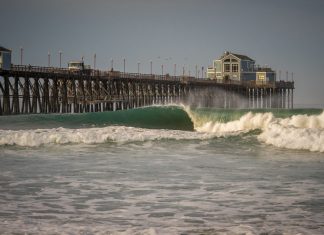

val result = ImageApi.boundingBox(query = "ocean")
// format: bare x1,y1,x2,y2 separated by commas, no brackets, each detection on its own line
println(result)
0,106,324,235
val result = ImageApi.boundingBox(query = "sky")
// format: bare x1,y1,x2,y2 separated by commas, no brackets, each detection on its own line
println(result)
1,0,324,107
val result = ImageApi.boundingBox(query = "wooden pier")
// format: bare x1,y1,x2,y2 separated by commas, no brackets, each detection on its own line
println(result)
0,65,294,115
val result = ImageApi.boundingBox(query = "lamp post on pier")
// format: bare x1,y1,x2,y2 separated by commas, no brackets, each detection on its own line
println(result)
59,50,62,68
48,51,51,67
94,53,96,70
150,60,153,75
123,58,126,73
202,66,204,79
20,47,23,65
174,64,176,76
138,61,140,74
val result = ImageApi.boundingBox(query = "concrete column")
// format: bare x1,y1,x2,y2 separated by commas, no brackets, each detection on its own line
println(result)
288,89,290,109
256,89,259,109
261,89,263,109
252,88,255,109
269,88,272,109
291,89,294,109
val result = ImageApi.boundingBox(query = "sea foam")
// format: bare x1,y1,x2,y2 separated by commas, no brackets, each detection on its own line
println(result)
189,110,324,152
0,126,214,147
258,112,324,152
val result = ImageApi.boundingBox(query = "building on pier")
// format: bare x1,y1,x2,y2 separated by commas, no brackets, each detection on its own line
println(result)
207,51,276,83
0,46,12,70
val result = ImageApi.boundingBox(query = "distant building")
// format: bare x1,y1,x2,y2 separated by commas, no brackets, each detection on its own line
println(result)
0,46,12,70
207,51,276,83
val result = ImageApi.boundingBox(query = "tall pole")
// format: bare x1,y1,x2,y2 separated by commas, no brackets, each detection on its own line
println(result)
20,47,23,65
286,71,288,82
48,51,51,67
161,64,164,76
59,50,62,68
279,70,281,80
123,58,125,73
195,65,198,78
111,58,113,71
150,60,153,75
183,66,185,76
291,72,294,81
94,53,96,70
202,66,204,79
138,61,140,74
174,63,176,76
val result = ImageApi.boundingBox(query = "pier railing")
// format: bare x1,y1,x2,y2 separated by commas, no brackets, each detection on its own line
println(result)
5,65,294,89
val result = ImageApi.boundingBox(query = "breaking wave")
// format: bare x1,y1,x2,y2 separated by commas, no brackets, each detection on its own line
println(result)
189,109,324,152
258,112,324,152
0,105,323,152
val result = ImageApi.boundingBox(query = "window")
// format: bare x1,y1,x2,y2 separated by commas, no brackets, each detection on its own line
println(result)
232,64,238,73
258,74,265,80
224,64,230,72
214,61,221,72
232,59,238,62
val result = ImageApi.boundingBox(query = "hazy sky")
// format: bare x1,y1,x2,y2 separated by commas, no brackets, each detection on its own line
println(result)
1,0,324,107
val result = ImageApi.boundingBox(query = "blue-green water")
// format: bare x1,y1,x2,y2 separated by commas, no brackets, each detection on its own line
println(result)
0,106,324,234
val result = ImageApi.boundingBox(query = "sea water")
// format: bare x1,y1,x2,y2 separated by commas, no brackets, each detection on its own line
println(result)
0,106,324,234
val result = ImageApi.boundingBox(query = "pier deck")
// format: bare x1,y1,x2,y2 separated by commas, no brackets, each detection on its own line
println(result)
0,65,294,115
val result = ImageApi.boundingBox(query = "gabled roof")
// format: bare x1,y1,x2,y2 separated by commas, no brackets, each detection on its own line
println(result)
220,52,254,61
231,53,254,61
0,46,11,52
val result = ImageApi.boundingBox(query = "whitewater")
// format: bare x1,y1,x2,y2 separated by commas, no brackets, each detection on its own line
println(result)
1,106,324,235
1,106,324,152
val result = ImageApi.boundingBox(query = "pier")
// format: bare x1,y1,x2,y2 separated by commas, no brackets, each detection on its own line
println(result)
0,65,294,115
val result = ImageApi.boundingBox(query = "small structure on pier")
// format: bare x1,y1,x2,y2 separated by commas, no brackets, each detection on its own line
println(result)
207,51,275,83
68,60,91,75
0,46,12,70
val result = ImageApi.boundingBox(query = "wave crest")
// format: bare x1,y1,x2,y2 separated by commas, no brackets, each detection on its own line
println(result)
194,112,274,134
187,108,324,152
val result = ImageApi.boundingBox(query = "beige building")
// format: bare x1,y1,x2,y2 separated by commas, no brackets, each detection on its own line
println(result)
207,51,276,83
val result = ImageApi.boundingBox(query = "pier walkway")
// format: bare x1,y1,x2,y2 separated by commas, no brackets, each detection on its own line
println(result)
0,65,294,115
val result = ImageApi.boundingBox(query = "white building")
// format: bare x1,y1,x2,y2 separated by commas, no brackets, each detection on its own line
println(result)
0,46,12,70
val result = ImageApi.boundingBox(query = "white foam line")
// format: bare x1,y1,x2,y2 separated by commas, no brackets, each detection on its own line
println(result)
0,126,214,147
